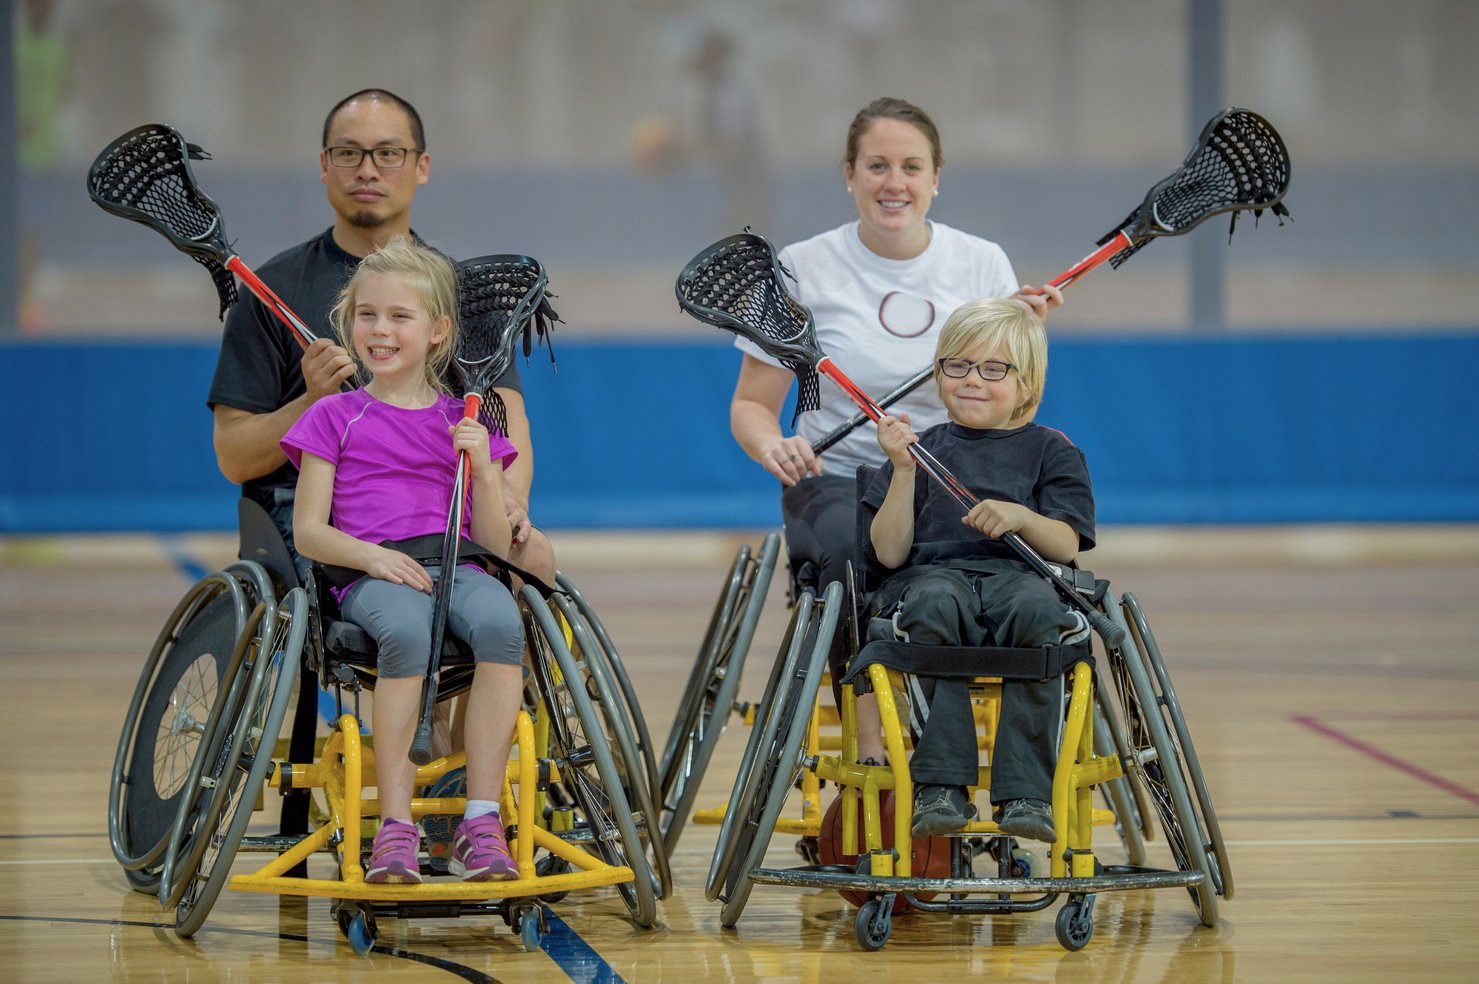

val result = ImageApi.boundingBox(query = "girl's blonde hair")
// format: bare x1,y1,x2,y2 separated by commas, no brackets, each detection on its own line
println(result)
933,298,1047,422
329,236,459,394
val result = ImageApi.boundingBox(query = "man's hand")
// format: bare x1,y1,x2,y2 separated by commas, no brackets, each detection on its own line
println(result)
300,338,358,402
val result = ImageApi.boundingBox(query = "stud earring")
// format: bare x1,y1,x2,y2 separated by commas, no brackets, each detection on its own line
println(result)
846,186,853,193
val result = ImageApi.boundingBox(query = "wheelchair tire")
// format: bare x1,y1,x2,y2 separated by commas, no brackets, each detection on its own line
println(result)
109,570,252,892
174,588,306,937
704,587,816,901
1121,591,1234,901
1101,587,1220,927
556,572,662,805
660,533,781,856
718,583,840,929
523,588,657,929
551,592,673,901
157,593,271,910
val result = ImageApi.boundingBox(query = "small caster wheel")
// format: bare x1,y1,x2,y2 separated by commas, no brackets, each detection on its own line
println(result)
346,913,376,956
519,909,542,952
1055,897,1094,951
536,853,573,903
854,897,893,951
795,835,821,866
1010,848,1041,879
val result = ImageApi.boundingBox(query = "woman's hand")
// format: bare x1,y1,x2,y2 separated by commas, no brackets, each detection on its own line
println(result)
364,545,434,592
759,435,820,487
1011,283,1064,319
875,413,918,470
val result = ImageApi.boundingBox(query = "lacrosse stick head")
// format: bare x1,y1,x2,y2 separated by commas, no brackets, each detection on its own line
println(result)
675,231,822,422
452,254,560,435
1100,107,1292,267
86,123,238,319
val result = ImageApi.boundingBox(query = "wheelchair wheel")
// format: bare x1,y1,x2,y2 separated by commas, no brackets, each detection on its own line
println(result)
718,583,840,929
109,570,253,893
659,533,781,856
1101,587,1220,927
1093,685,1149,866
523,588,657,929
174,588,306,937
551,592,673,901
704,588,816,901
156,593,271,910
556,572,661,805
1121,591,1234,900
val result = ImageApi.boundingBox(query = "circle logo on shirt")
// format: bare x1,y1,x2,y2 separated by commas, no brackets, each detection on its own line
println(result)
878,292,935,337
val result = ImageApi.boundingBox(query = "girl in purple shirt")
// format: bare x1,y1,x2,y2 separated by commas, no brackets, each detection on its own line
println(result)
282,239,523,883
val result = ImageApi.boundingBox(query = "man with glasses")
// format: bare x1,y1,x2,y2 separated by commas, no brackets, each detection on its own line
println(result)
207,88,553,584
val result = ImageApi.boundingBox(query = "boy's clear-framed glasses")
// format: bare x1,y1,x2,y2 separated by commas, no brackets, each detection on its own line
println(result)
324,145,423,168
937,358,1016,381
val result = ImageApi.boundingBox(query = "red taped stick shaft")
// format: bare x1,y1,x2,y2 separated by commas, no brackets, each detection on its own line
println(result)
817,358,885,422
226,256,318,350
1043,231,1134,292
459,392,483,498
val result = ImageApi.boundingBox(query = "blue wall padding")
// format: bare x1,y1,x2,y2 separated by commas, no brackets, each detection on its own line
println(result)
2,334,1476,532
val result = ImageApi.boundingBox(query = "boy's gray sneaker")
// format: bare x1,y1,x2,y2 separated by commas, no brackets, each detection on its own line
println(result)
993,798,1056,842
910,784,977,838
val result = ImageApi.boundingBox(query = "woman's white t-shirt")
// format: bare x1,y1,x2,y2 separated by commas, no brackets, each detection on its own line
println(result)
735,220,1020,477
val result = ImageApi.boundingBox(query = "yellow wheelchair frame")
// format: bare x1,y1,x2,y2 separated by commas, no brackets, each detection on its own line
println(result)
705,568,1232,952
113,532,663,955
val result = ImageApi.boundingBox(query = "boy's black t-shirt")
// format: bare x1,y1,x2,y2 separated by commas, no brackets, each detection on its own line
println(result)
860,421,1095,572
206,228,523,508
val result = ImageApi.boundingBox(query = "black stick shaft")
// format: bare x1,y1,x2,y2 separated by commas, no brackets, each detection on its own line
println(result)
408,452,467,766
811,366,933,455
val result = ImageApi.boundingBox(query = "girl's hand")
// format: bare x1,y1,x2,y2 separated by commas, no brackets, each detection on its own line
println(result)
1010,283,1064,318
875,413,918,469
451,418,495,479
759,435,820,487
365,545,434,592
963,499,1030,539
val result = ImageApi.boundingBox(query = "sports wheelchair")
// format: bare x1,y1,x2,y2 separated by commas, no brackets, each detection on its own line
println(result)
109,499,667,953
696,476,1231,952
658,488,1152,873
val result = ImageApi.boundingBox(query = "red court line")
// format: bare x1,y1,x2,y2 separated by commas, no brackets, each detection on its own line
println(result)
1291,715,1479,808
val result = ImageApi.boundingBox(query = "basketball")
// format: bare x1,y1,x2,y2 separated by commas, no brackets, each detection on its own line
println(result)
818,788,953,913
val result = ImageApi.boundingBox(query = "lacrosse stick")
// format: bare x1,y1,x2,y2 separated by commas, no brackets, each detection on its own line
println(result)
408,254,560,765
811,107,1290,455
86,122,317,345
1043,107,1290,291
676,230,1132,643
811,365,933,456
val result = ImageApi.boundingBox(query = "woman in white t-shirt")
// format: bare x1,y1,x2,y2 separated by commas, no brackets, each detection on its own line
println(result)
728,97,1063,761
730,97,1063,583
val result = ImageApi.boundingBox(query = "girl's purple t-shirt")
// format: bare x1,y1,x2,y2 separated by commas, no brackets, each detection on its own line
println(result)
281,389,518,545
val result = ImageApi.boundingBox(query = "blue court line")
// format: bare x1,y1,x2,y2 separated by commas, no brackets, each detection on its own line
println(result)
158,533,213,584
541,910,627,983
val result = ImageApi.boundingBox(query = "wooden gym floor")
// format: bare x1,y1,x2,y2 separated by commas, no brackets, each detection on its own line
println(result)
1,525,1477,982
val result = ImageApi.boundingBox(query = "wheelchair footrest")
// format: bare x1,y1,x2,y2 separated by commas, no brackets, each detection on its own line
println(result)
745,864,1204,897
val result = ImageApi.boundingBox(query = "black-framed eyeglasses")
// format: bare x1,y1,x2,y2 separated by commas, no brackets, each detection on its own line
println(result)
937,358,1016,381
324,145,422,168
